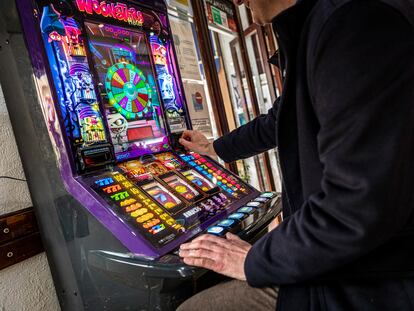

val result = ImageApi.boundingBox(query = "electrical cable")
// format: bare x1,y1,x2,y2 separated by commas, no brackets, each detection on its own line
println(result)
0,176,27,182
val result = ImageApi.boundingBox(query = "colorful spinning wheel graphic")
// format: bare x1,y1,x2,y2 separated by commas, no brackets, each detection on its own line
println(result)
105,63,152,119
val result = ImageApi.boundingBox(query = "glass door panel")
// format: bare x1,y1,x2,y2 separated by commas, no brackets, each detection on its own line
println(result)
244,27,282,191
208,28,268,191
168,6,219,141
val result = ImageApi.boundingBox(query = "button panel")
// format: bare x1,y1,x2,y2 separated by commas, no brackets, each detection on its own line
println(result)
206,192,277,237
93,172,184,248
88,151,269,253
179,153,248,198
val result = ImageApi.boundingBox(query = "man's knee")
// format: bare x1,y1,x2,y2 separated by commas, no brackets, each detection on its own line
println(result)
176,280,278,311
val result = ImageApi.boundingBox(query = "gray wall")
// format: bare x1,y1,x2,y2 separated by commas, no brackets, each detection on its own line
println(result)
0,85,60,310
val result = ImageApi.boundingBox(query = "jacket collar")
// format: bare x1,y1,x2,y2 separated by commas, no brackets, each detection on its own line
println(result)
269,0,317,67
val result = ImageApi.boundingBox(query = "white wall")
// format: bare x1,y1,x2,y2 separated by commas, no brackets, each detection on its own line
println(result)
0,85,60,311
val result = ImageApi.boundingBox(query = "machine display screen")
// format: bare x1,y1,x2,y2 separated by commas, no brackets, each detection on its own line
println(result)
142,180,183,211
85,21,170,161
162,174,200,202
182,169,216,192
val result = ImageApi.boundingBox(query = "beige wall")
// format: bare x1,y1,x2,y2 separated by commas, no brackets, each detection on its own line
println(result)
0,85,60,311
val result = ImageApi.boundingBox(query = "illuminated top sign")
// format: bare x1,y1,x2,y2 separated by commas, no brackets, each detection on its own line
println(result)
75,0,144,26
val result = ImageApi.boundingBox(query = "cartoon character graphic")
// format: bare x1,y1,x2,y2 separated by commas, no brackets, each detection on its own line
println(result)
144,161,168,176
151,43,167,66
48,31,62,42
76,103,106,144
158,70,176,112
69,64,97,103
74,72,96,102
41,5,66,39
107,112,128,153
65,25,86,57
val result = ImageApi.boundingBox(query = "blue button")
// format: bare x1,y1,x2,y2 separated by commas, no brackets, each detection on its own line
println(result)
255,197,269,203
247,202,261,207
260,192,276,199
238,206,255,214
228,213,246,220
207,226,225,235
217,219,235,227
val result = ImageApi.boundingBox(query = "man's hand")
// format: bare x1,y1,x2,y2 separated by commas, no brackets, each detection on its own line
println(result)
179,130,217,157
179,233,251,281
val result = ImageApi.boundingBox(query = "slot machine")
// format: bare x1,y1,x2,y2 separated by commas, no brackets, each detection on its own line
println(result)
1,0,281,309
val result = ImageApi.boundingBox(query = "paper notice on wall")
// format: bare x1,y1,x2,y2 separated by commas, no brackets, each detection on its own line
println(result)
170,19,201,81
167,0,190,11
183,82,213,138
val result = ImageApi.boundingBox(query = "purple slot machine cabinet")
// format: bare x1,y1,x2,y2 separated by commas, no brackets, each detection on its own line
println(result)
0,0,281,309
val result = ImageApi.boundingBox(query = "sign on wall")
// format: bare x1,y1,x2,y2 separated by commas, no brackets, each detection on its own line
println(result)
183,82,213,138
205,0,237,33
170,18,201,81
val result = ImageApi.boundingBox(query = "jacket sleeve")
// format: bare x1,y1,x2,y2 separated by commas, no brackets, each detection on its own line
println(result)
245,1,414,286
213,98,279,163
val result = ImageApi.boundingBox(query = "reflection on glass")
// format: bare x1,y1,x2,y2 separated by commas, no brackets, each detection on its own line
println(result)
182,169,216,192
210,30,266,190
163,174,200,201
168,12,219,140
143,181,182,210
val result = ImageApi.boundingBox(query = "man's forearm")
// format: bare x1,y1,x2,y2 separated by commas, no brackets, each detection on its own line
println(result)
213,103,279,163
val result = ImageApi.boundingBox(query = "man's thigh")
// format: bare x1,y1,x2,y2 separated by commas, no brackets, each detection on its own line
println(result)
177,280,278,311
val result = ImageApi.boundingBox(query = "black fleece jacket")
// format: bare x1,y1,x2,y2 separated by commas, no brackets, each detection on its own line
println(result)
214,0,414,309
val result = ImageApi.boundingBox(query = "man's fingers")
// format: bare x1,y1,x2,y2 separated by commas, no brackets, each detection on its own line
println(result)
179,248,221,261
179,138,194,149
225,233,250,248
182,257,218,270
179,242,224,256
180,239,229,252
181,234,232,250
181,234,249,280
181,130,193,140
192,233,226,244
226,232,241,241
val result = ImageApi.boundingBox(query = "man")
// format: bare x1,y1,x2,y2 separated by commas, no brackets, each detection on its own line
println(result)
178,0,414,309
